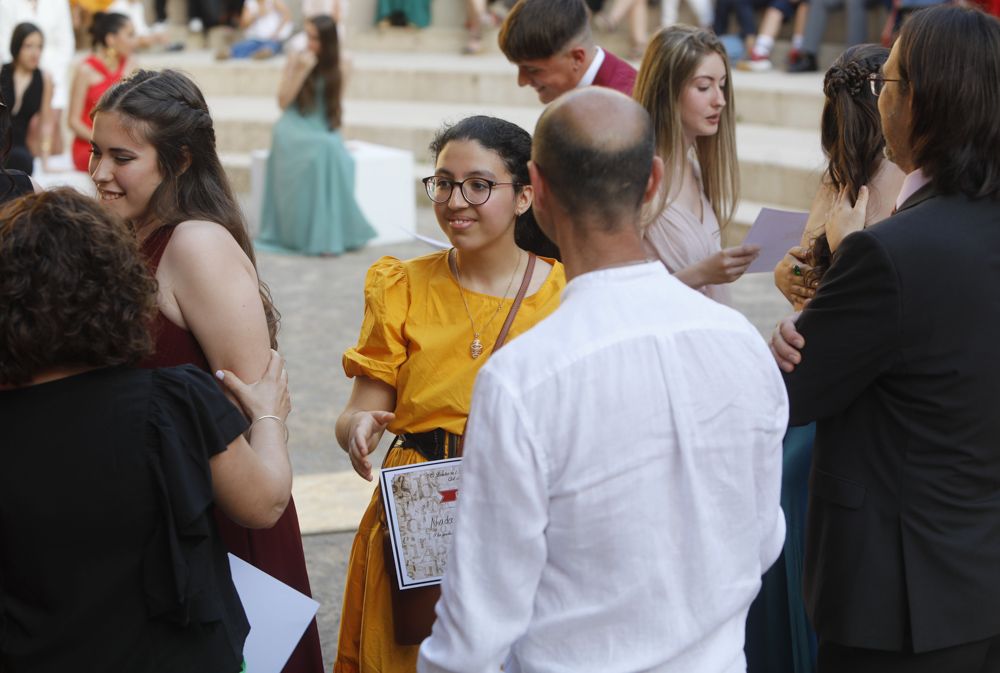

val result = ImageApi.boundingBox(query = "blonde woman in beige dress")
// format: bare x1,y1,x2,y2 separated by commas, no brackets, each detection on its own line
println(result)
634,25,759,305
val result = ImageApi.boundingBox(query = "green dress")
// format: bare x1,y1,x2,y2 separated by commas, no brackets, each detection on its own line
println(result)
258,81,376,255
375,0,431,27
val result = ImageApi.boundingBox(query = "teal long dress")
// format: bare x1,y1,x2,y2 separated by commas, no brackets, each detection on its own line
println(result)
258,81,376,256
375,0,431,27
745,423,818,673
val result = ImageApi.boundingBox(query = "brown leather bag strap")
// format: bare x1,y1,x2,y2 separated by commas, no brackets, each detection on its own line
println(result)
491,252,536,355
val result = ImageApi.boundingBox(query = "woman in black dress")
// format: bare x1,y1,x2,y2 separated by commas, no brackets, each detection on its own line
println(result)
0,22,53,174
0,188,293,673
0,83,37,204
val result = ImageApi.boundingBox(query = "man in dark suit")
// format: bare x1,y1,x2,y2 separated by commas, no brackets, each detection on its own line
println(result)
498,0,636,104
771,6,1000,671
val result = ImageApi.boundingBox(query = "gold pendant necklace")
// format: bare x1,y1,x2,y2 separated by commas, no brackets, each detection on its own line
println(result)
452,248,522,359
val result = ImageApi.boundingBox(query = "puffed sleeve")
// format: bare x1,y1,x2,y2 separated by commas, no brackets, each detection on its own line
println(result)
343,256,410,387
142,365,250,657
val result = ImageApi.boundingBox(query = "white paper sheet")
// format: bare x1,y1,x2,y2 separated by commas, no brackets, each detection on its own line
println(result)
229,553,320,673
743,208,810,273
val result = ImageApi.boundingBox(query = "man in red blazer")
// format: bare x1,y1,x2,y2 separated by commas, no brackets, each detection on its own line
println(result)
498,0,636,104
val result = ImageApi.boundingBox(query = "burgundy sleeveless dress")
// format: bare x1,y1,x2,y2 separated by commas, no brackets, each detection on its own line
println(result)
139,225,324,673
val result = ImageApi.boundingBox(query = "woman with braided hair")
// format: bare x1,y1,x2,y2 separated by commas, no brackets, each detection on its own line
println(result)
744,44,905,673
774,44,904,309
88,68,325,673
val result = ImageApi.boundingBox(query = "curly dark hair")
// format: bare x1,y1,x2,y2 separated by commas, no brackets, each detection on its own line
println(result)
0,188,157,386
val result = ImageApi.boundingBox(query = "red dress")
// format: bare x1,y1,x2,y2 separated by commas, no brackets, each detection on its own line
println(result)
71,55,128,172
140,225,325,673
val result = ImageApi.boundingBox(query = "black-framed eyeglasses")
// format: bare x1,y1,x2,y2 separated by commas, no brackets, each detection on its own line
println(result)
868,73,901,97
422,176,521,206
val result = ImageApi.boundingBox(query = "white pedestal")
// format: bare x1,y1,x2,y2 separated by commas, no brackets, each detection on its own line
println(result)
248,148,269,238
247,141,416,246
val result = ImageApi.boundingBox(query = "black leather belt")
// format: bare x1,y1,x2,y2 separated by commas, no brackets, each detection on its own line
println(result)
393,429,463,461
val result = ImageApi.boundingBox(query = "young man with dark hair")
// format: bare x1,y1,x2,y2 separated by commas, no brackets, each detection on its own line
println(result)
772,6,1000,671
418,87,788,673
498,0,636,103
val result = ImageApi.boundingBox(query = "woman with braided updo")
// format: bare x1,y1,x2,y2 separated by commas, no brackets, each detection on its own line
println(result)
774,44,905,309
744,45,905,673
88,69,325,673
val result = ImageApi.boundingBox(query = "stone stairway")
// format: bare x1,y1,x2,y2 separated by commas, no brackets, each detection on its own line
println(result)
142,48,828,246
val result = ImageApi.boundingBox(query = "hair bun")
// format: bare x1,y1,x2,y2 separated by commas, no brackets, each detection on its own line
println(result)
823,61,869,98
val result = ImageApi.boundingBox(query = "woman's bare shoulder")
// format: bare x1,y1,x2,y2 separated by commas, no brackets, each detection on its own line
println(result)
163,220,254,272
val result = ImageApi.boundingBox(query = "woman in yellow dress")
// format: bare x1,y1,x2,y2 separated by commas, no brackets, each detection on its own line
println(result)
333,115,565,673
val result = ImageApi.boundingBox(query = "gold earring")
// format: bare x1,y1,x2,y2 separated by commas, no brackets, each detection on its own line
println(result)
106,46,118,60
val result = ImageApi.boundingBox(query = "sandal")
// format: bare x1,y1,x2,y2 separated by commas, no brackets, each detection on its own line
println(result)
462,33,483,55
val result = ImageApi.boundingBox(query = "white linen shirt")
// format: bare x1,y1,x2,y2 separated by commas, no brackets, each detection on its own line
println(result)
418,262,787,673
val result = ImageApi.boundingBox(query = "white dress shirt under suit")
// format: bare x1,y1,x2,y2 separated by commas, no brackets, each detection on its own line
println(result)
419,262,788,673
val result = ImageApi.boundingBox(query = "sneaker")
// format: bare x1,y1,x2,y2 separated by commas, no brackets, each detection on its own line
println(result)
787,51,818,73
787,48,802,66
151,20,168,35
188,17,204,33
738,51,773,72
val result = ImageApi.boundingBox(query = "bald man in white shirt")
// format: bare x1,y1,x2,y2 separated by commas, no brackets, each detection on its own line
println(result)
418,88,788,673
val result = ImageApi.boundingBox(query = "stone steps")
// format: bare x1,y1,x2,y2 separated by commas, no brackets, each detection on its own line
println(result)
144,51,825,128
213,92,822,208
137,47,827,243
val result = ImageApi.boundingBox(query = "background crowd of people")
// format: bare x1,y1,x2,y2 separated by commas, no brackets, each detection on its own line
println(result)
2,0,1000,672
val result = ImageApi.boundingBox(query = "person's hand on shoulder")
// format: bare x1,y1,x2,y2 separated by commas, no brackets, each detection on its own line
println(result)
770,312,804,373
827,185,869,252
774,246,815,310
217,349,291,422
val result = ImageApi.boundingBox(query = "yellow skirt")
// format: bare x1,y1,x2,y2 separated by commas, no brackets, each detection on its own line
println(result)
334,446,427,673
71,0,115,11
